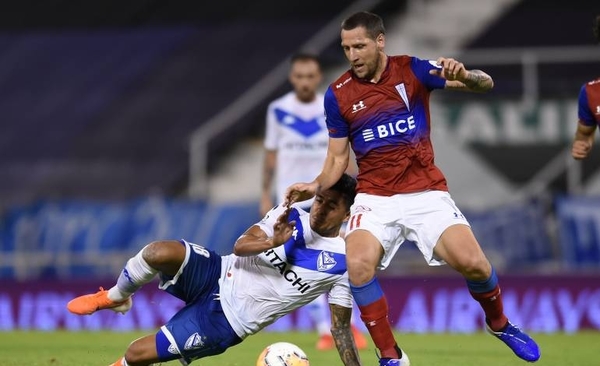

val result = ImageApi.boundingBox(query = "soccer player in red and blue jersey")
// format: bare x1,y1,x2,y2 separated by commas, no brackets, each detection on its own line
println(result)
572,15,600,160
286,11,540,366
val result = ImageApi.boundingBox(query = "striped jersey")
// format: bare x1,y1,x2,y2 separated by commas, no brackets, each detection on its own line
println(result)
578,77,600,126
219,204,351,339
264,91,328,208
325,55,449,195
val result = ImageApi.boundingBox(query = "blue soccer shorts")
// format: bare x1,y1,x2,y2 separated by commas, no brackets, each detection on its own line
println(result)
155,240,242,364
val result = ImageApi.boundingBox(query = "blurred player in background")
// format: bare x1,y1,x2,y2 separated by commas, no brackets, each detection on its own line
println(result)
261,52,366,351
261,53,327,217
67,174,367,366
286,11,540,366
571,15,600,160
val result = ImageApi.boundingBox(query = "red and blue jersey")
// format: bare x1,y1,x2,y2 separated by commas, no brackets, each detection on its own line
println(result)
325,55,448,195
578,77,600,127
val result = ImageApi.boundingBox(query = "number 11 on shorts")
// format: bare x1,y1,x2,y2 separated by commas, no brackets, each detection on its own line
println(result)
348,213,362,230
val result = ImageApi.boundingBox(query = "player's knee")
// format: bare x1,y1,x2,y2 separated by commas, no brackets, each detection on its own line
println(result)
123,340,149,365
142,240,181,267
346,256,375,285
457,256,490,280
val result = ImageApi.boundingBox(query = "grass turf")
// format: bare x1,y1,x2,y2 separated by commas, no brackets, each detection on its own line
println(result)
1,330,599,365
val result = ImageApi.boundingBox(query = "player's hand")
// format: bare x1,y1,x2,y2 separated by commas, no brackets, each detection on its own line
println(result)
429,57,467,81
272,207,296,246
572,140,592,160
284,181,319,207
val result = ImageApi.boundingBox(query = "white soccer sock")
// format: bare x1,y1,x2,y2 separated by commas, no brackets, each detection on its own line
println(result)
108,247,158,302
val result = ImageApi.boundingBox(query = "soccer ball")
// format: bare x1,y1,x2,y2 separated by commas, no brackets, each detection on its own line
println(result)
256,342,310,366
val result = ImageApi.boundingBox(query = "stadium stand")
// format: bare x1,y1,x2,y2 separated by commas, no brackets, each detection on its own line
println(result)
0,0,405,209
1,0,599,281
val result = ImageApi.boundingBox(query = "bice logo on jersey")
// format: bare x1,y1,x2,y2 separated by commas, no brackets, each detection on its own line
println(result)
362,115,416,142
317,251,337,271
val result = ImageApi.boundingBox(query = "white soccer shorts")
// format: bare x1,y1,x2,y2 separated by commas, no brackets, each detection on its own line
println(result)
346,190,471,269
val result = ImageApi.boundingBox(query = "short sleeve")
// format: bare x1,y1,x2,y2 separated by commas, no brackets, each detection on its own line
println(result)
410,57,446,90
324,86,349,138
578,84,596,126
264,102,279,150
327,273,353,308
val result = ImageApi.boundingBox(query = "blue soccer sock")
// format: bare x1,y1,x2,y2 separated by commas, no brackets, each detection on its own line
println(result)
351,277,399,359
466,267,507,331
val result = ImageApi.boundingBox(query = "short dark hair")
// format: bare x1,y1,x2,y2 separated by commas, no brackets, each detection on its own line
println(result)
290,53,321,68
594,15,600,43
329,173,357,210
341,11,386,40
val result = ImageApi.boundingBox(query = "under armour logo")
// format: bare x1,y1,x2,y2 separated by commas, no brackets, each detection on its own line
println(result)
352,101,366,113
336,77,351,89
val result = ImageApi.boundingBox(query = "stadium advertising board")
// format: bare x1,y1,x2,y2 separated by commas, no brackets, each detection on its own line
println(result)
443,100,577,144
1,275,598,333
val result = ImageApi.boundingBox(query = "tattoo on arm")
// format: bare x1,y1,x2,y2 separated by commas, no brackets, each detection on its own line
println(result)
329,305,361,366
463,69,493,92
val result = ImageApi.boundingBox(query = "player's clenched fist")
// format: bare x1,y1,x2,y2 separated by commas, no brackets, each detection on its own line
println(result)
571,140,592,160
285,181,319,207
429,57,467,81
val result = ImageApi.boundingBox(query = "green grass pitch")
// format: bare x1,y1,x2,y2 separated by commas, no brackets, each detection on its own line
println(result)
2,330,599,365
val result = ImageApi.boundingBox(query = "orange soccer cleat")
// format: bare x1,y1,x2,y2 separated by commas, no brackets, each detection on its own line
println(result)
67,287,132,315
316,326,368,351
108,357,125,366
316,333,335,351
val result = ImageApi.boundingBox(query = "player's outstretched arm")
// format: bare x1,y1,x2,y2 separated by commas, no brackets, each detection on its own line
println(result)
233,207,295,256
430,57,494,92
329,304,362,366
572,122,597,160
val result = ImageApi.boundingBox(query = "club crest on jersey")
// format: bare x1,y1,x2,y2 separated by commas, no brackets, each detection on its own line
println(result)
352,101,366,113
317,251,337,271
395,83,410,111
168,343,179,355
184,333,205,350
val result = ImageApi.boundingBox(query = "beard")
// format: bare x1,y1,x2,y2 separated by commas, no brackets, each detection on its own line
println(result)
354,52,381,81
